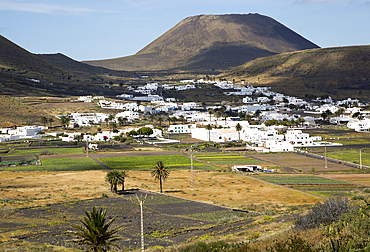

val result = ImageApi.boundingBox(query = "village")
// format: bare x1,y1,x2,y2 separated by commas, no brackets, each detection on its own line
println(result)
0,80,368,153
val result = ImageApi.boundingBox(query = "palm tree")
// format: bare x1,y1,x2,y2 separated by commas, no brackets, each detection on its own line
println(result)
179,115,185,124
105,170,126,194
205,124,212,142
118,171,128,191
104,118,109,127
215,111,222,121
235,123,242,142
167,116,172,126
157,116,163,127
208,108,214,122
151,161,170,193
69,207,122,252
117,117,124,126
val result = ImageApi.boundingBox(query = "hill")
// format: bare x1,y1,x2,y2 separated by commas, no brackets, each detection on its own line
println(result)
84,14,319,71
37,53,130,76
223,45,370,99
0,35,64,78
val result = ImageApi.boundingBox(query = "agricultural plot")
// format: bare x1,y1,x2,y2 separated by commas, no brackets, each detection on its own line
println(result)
0,192,255,250
194,153,263,168
1,147,84,157
321,174,370,187
257,175,363,198
315,149,370,167
98,154,218,170
250,152,353,172
1,157,106,171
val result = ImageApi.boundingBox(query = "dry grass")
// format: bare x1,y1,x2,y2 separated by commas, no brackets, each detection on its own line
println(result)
0,170,109,209
127,171,322,208
31,99,108,117
0,170,321,210
320,174,370,187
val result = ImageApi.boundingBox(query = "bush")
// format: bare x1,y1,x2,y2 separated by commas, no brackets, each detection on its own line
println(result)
294,198,354,230
265,235,318,252
339,207,370,247
39,150,57,155
178,240,231,252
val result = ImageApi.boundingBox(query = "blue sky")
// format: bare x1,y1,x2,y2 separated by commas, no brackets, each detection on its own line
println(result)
0,0,369,61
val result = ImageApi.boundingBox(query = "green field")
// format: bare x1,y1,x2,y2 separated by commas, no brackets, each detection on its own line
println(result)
327,138,370,146
1,157,105,171
317,149,370,166
1,147,84,157
98,155,218,170
256,175,361,198
194,153,262,166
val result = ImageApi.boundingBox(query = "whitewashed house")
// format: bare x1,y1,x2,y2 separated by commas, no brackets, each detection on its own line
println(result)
168,124,196,134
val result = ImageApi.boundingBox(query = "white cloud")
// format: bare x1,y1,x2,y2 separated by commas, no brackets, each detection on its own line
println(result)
0,0,118,15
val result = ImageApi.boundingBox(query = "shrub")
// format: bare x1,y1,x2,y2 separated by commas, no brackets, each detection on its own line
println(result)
265,235,318,252
294,197,354,230
339,208,370,246
178,240,231,252
363,188,370,193
39,150,57,155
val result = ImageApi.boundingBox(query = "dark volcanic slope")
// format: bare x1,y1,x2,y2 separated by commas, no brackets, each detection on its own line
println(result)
0,35,63,76
85,13,319,71
37,53,129,75
224,45,370,98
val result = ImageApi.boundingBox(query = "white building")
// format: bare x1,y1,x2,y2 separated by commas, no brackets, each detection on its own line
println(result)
347,119,370,132
168,124,196,134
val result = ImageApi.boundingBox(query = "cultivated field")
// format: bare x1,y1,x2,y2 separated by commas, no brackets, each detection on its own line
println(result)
98,154,218,170
321,174,370,187
193,153,265,168
256,174,364,198
249,152,354,172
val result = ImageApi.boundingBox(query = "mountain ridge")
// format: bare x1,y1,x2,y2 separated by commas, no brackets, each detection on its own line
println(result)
84,13,319,71
223,45,370,98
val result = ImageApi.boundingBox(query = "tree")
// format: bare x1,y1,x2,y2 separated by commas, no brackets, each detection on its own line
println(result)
117,117,124,126
352,112,361,118
235,123,242,141
167,116,172,126
60,116,70,128
69,207,122,252
137,127,153,139
118,171,128,191
127,130,138,137
215,111,222,120
41,116,48,127
151,161,170,193
157,116,163,127
104,118,109,127
179,115,185,124
109,122,117,131
149,114,155,122
205,124,212,142
48,117,54,127
253,110,261,118
208,108,214,121
105,170,126,194
119,82,123,90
